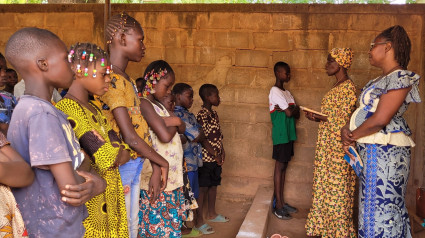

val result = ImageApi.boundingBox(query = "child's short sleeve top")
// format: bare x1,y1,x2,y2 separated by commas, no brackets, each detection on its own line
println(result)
0,90,17,124
268,87,297,145
140,99,183,192
97,73,152,156
8,95,86,238
196,106,223,163
268,86,295,112
174,105,203,171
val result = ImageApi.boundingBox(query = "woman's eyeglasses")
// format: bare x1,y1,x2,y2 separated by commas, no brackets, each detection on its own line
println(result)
370,41,390,51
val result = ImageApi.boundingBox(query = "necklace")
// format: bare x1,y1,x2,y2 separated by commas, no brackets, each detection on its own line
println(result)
382,65,402,76
332,76,349,88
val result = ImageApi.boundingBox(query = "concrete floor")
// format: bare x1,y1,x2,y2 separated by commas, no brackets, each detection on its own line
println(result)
187,196,252,238
266,208,310,238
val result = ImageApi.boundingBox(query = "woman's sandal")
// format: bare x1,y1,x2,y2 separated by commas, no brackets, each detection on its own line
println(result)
194,223,215,235
207,214,230,223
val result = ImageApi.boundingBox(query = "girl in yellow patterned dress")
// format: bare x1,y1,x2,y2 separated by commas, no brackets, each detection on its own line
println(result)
56,43,130,237
304,48,357,238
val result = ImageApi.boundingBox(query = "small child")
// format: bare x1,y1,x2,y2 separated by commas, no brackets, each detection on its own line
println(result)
5,27,105,237
173,83,204,237
55,42,130,237
138,60,185,237
4,68,18,95
195,84,229,234
268,61,299,220
0,54,17,135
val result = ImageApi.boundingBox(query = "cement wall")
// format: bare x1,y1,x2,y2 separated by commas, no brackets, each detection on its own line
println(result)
0,4,424,210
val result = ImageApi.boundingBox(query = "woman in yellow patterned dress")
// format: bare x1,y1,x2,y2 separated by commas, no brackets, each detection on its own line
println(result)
305,48,357,237
56,43,130,237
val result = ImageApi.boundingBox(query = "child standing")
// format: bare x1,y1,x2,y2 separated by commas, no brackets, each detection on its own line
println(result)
0,54,17,135
195,84,229,233
98,13,169,238
138,60,185,238
5,27,105,237
55,42,130,237
173,83,204,237
269,61,299,220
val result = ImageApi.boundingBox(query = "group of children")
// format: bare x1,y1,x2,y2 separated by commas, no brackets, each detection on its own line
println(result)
0,12,228,238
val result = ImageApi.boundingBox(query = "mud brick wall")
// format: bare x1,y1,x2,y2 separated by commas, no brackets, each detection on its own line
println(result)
0,4,424,210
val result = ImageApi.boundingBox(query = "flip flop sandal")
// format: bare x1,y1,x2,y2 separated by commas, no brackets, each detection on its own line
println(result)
182,228,202,238
194,223,215,235
207,214,230,223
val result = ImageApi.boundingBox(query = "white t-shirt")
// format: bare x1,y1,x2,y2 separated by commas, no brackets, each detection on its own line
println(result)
269,86,295,112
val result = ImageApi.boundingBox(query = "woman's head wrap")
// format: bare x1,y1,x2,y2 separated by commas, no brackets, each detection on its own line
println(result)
329,48,354,69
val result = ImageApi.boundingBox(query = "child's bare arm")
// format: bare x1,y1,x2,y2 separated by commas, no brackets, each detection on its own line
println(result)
140,100,178,143
0,145,34,187
112,107,169,199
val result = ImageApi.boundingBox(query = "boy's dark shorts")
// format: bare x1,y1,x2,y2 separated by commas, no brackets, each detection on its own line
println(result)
272,141,294,163
198,162,222,187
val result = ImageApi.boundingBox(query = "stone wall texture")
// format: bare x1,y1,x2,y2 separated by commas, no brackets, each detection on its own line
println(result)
0,4,424,210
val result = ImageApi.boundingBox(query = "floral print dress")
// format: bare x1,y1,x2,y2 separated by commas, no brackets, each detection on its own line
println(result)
305,80,357,238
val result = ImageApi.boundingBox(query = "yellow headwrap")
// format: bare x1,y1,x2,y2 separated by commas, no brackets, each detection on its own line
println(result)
329,48,354,69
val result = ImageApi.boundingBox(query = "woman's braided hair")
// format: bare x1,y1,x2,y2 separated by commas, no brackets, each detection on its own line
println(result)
105,12,141,51
377,25,411,69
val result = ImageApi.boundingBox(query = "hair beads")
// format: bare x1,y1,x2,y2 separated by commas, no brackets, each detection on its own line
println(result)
68,42,111,78
142,68,167,98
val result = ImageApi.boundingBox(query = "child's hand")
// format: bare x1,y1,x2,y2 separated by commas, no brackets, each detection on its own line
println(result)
111,146,130,168
61,170,106,207
148,164,168,203
274,105,284,112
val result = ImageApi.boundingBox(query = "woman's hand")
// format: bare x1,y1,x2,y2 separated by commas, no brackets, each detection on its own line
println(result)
341,124,355,146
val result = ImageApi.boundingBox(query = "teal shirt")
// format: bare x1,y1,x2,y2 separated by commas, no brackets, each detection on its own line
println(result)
271,111,296,145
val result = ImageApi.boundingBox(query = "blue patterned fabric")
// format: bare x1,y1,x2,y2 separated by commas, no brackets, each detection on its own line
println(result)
0,90,17,124
174,105,203,172
357,143,412,238
352,70,421,136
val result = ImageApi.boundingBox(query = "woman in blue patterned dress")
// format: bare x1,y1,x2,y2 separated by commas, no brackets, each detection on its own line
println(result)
341,25,421,238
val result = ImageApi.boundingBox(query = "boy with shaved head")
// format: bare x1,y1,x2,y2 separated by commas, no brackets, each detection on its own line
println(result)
5,27,106,237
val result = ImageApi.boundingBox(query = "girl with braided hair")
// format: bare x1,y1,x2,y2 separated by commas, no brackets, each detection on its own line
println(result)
342,25,421,238
56,42,130,237
97,12,169,238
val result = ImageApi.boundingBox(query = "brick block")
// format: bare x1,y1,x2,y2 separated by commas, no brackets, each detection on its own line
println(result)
293,145,316,164
290,69,325,89
140,47,164,66
296,126,319,146
0,13,17,28
221,122,234,140
285,162,314,184
0,29,17,47
350,51,374,72
225,67,255,86
292,31,329,50
219,176,272,198
219,86,236,103
395,15,422,33
234,122,270,142
272,51,309,69
235,50,270,68
329,32,376,54
199,12,233,29
236,87,269,105
162,30,180,47
46,13,78,28
134,12,163,29
284,181,313,209
144,28,163,48
192,30,213,47
74,13,94,30
164,48,194,64
218,104,255,123
199,47,234,65
15,13,44,28
272,14,307,30
253,32,292,51
225,139,255,162
309,14,350,30
349,14,395,31
254,69,275,89
163,12,197,29
254,142,273,159
61,29,93,46
235,13,271,32
177,65,214,83
253,106,271,123
214,31,250,49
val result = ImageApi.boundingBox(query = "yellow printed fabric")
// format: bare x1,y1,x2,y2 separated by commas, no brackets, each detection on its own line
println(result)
305,80,357,238
97,73,152,154
56,98,128,238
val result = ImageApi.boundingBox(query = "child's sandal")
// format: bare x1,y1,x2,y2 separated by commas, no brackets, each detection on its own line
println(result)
194,223,214,235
